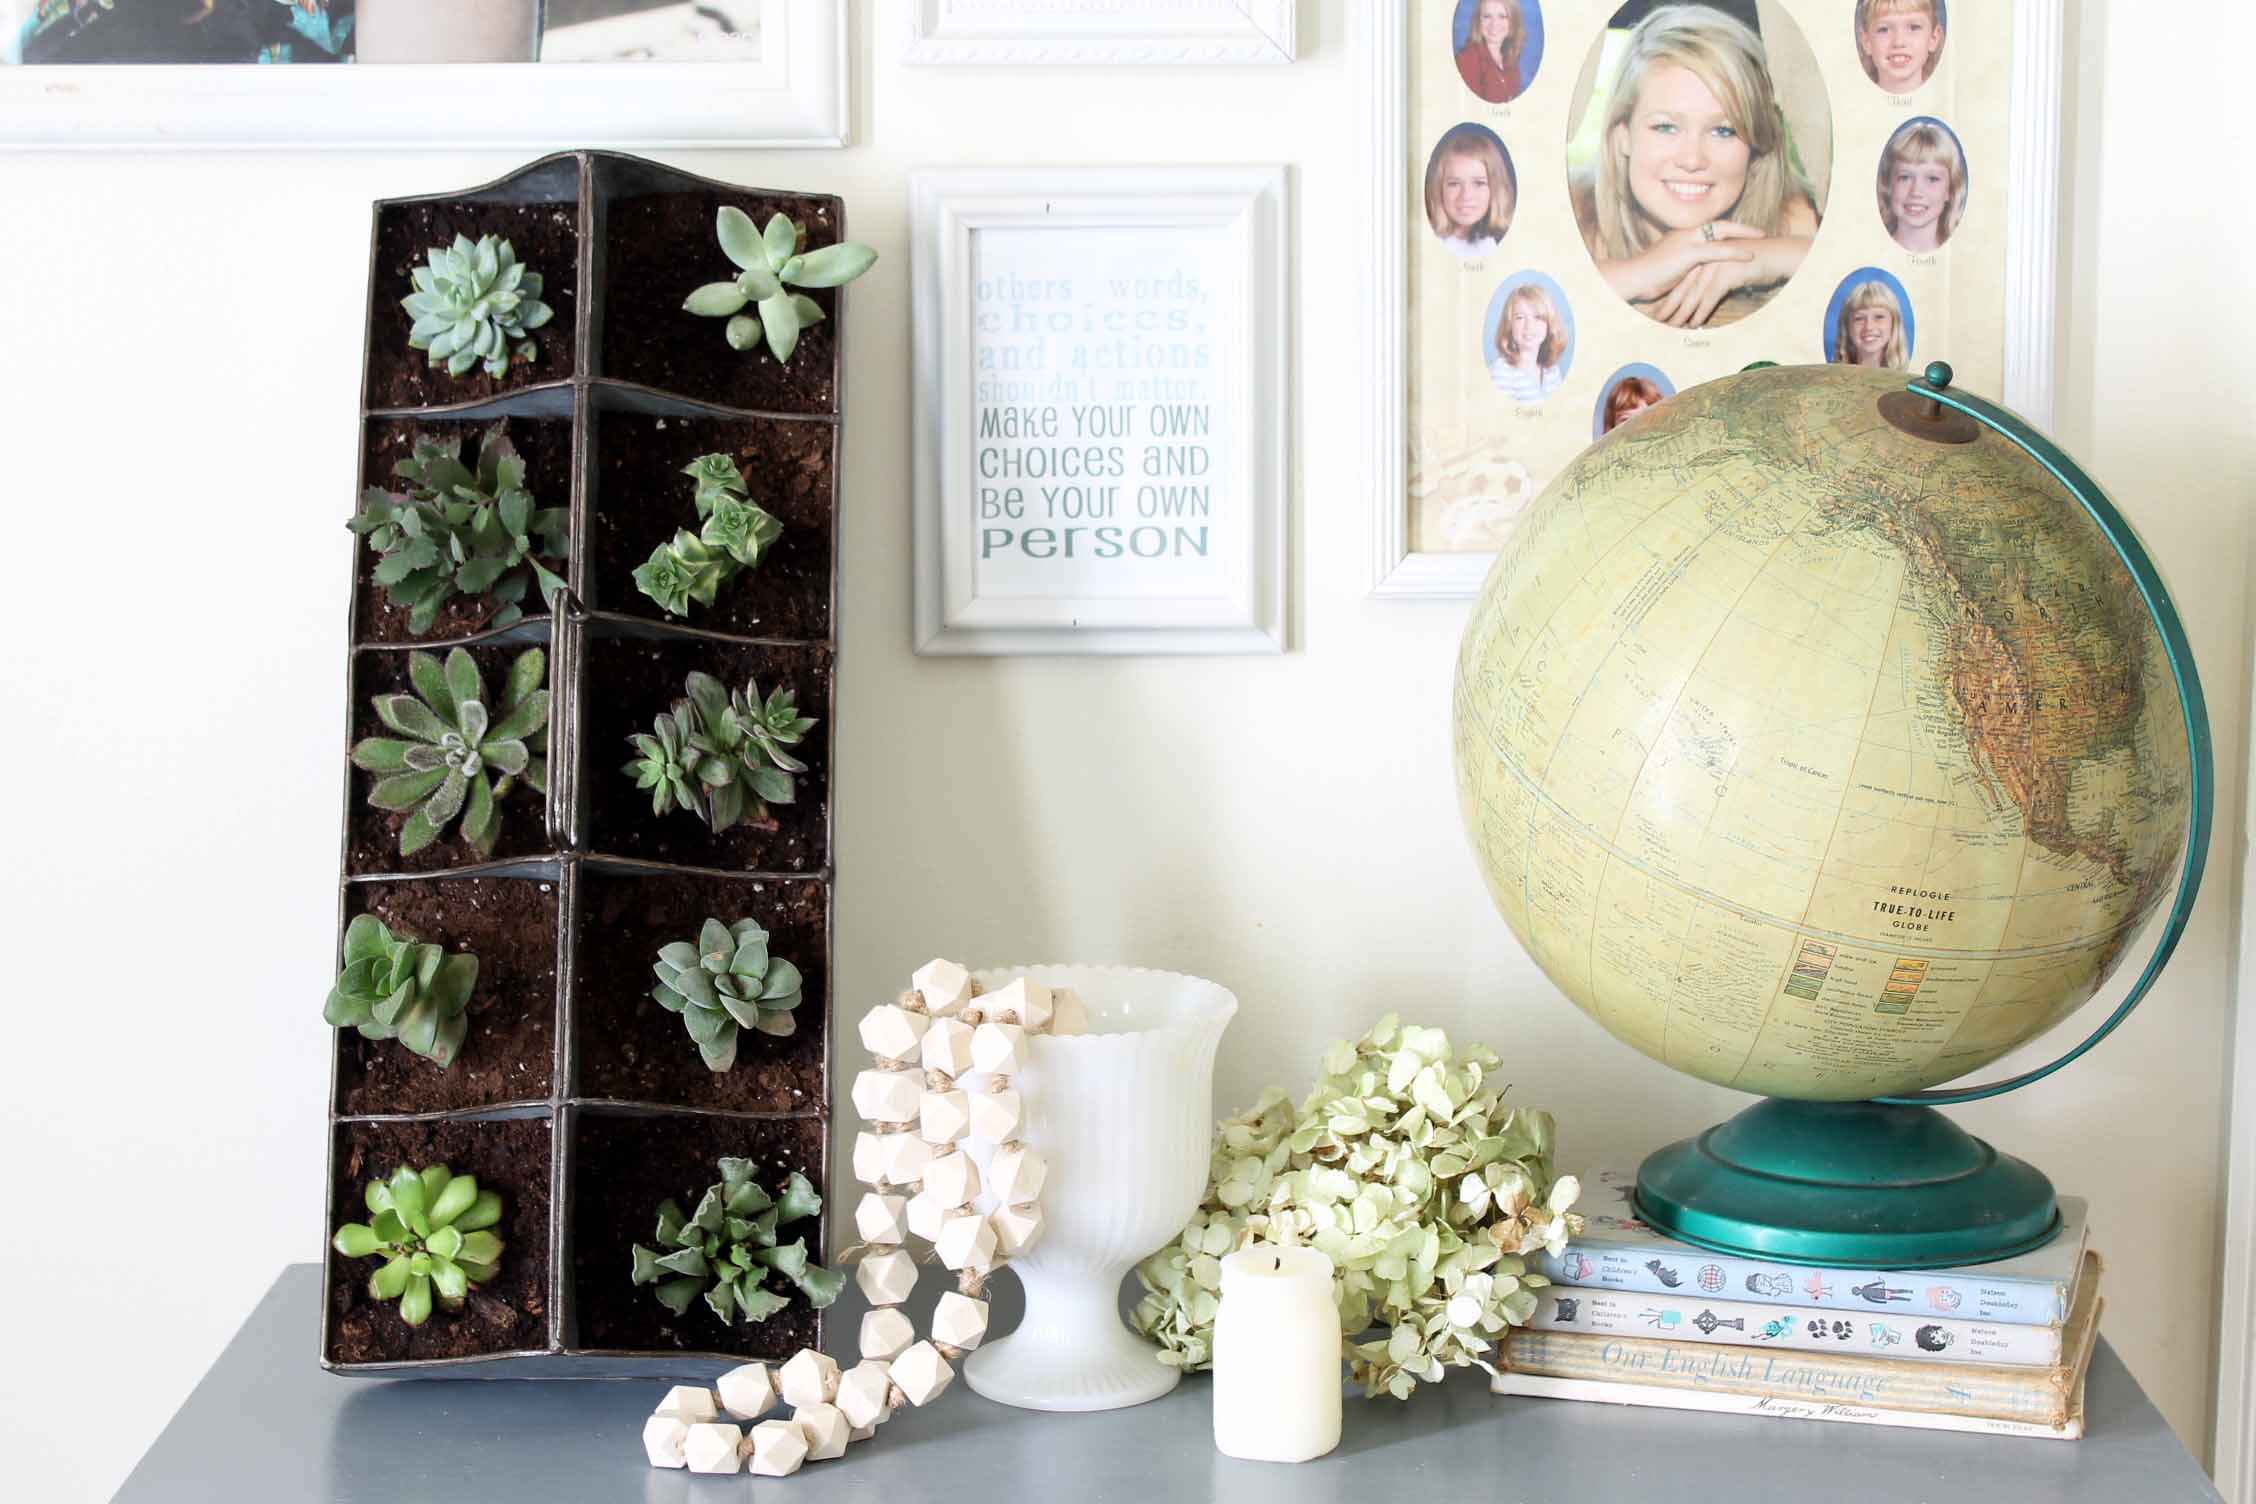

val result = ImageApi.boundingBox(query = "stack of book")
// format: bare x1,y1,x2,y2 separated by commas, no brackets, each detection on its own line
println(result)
1493,1169,2100,1439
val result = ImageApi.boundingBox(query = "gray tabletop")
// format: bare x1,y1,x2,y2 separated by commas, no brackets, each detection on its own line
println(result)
120,1265,2219,1502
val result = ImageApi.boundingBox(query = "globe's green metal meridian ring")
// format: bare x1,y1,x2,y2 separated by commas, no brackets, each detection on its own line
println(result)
1870,362,2215,1108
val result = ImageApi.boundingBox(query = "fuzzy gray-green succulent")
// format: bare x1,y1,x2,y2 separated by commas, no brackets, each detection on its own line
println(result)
323,914,480,1069
653,917,806,1071
631,453,784,618
333,1164,505,1327
351,424,569,634
403,234,554,379
623,671,813,835
630,1158,842,1326
351,647,550,860
682,207,876,364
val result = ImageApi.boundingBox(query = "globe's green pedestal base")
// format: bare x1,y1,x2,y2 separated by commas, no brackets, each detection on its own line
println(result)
1634,1100,2061,1269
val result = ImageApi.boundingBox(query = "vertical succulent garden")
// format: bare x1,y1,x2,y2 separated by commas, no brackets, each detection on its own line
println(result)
328,153,850,1375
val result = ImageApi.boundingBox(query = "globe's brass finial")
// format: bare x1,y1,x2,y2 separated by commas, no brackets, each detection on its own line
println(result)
1881,361,1980,444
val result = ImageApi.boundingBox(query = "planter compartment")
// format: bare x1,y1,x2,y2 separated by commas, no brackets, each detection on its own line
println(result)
561,1104,828,1363
324,1112,556,1371
353,413,579,646
344,632,561,878
577,627,832,874
591,153,844,417
583,388,837,641
569,863,828,1114
365,154,584,414
333,867,565,1117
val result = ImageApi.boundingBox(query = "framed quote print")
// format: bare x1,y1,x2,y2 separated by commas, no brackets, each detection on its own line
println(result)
911,166,1287,656
1365,0,2064,596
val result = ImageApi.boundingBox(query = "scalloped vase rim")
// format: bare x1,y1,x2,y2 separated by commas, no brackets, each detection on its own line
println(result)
970,963,1237,1040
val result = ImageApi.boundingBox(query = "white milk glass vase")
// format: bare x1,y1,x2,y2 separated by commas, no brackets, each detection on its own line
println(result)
962,965,1235,1412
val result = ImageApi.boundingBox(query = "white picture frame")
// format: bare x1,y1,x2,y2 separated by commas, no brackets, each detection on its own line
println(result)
0,0,848,150
911,165,1288,656
1363,0,2066,599
904,0,1295,65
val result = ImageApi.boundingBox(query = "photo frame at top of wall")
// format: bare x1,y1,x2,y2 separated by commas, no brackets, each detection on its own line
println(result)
1365,0,2064,597
904,0,1295,64
0,0,847,148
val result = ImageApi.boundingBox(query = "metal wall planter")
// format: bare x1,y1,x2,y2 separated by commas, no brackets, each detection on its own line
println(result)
324,152,843,1378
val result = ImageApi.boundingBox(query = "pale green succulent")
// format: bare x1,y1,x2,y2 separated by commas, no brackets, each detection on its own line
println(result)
403,234,554,380
1130,1015,1583,1399
653,916,806,1071
630,453,783,619
682,206,876,364
333,1164,504,1328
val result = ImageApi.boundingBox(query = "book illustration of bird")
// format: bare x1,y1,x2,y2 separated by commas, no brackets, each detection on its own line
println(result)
1552,1298,1579,1322
1925,1286,1962,1311
1641,1308,1683,1329
1851,1280,1911,1304
1646,1260,1684,1288
1692,1309,1744,1336
1915,1325,1955,1353
1756,1316,1795,1341
1745,1272,1794,1298
1802,1274,1834,1302
1869,1324,1903,1348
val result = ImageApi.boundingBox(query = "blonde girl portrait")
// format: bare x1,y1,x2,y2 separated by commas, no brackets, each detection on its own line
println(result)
1488,276,1573,402
1855,0,1945,95
1877,116,1967,252
1455,0,1534,104
1424,124,1517,257
1829,275,1911,369
1570,2,1826,329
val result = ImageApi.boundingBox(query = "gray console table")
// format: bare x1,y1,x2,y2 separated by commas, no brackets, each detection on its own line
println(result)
119,1265,2220,1501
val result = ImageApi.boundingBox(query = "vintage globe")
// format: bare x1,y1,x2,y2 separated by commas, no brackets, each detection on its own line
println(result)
1453,364,2200,1106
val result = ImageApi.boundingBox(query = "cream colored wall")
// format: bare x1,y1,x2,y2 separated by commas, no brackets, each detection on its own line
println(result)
1,4,2249,1499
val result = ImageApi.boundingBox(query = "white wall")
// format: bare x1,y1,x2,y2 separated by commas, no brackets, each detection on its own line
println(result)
1,3,2250,1498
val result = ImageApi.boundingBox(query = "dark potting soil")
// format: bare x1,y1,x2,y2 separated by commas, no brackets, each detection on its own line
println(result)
599,191,842,416
583,635,831,873
354,416,576,645
366,199,580,412
345,641,557,877
568,1110,825,1359
573,870,827,1113
327,1116,552,1365
589,412,834,641
335,874,561,1116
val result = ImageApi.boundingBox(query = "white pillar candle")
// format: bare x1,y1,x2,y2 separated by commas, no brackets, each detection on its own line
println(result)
1211,1245,1342,1463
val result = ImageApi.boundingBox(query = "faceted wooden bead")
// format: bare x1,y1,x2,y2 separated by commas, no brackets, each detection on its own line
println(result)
1050,986,1090,1035
919,1088,971,1145
970,1020,1026,1075
836,1360,894,1429
936,1209,999,1272
851,1130,890,1187
717,1362,777,1422
904,1189,948,1244
655,1385,718,1423
921,1149,980,1209
988,1143,1048,1206
992,1201,1046,1257
854,1248,919,1307
778,1349,841,1409
852,1068,922,1124
932,1290,991,1351
748,1419,809,1477
921,1017,976,1078
858,1003,930,1061
851,1424,876,1441
853,1192,908,1247
795,1402,852,1461
891,1340,957,1406
913,957,973,1016
860,1305,916,1362
984,976,1053,1032
642,1414,689,1469
683,1422,745,1475
878,1132,936,1188
968,1087,1023,1143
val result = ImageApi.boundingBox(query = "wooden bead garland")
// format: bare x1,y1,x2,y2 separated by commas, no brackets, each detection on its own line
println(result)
640,959,1066,1477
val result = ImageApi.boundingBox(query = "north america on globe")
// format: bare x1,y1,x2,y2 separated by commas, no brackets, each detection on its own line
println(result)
1453,366,2192,1100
